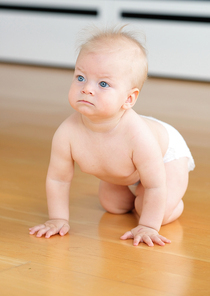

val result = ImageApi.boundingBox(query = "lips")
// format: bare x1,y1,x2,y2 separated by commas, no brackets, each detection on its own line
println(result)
78,100,94,106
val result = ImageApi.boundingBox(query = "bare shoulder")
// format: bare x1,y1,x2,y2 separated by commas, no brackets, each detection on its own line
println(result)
57,112,80,129
122,110,155,142
124,110,168,148
124,110,168,171
53,112,81,140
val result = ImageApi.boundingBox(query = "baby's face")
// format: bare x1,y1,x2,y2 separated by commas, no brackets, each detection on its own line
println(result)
68,48,134,119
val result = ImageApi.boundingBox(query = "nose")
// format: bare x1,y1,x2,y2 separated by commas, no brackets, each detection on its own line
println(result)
81,89,93,95
81,83,94,95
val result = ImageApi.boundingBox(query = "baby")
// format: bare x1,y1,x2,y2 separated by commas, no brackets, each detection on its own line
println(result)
29,27,195,246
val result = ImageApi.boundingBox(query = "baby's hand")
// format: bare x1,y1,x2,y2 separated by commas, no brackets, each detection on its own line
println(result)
120,224,171,247
29,219,70,238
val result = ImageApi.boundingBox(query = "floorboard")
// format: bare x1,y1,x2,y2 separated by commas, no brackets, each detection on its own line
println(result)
0,63,210,295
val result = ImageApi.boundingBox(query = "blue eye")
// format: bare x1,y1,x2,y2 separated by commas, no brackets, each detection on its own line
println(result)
99,81,109,88
77,75,85,82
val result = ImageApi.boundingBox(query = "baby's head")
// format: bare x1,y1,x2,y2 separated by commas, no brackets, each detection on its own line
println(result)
77,26,148,91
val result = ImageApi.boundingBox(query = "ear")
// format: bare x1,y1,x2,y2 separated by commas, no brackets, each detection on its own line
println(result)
122,88,139,110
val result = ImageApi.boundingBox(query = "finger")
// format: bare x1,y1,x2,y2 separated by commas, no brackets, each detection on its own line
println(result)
159,235,171,244
29,224,45,234
36,226,51,238
133,235,142,246
142,235,154,247
59,224,70,236
120,231,134,240
45,227,58,239
152,236,166,246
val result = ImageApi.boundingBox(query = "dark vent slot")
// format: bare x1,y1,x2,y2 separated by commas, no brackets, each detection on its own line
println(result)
121,11,210,24
0,4,98,16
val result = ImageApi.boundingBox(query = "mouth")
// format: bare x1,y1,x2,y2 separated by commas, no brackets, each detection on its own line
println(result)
78,100,94,106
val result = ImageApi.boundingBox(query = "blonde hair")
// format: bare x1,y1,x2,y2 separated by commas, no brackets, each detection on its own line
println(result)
76,25,148,90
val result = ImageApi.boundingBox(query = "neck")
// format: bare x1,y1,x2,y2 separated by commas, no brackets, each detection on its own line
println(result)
80,111,126,133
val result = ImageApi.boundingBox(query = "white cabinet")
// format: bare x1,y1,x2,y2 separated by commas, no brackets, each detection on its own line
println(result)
0,0,210,80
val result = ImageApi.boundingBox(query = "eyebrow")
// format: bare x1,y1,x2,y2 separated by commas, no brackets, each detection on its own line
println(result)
98,74,112,79
75,66,84,72
75,65,116,82
75,67,112,79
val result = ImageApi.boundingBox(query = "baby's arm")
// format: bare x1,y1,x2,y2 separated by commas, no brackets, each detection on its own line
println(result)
121,133,171,246
29,121,74,238
121,186,170,247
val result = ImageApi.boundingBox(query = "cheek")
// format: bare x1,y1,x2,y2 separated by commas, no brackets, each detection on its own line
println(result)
99,97,121,114
68,85,78,103
68,89,72,104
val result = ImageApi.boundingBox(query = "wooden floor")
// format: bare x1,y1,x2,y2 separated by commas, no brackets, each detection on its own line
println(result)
0,63,210,296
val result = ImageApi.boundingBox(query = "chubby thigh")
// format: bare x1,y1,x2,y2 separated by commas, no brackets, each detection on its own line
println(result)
99,157,189,224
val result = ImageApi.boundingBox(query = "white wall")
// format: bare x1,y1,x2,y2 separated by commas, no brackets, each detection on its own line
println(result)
0,0,210,81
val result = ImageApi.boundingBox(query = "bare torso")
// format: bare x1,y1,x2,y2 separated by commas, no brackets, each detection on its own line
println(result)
66,109,169,185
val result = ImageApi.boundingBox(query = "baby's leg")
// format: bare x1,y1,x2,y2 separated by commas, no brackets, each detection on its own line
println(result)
99,182,136,214
134,157,189,225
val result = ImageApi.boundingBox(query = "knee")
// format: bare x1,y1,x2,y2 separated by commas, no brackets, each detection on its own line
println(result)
99,189,133,215
99,193,112,213
98,190,123,214
134,195,143,216
99,200,128,214
162,200,184,225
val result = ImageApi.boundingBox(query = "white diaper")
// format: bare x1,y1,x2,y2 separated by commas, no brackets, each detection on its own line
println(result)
128,116,195,195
